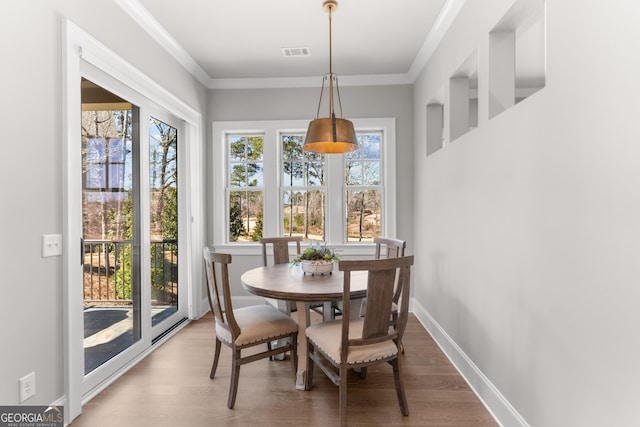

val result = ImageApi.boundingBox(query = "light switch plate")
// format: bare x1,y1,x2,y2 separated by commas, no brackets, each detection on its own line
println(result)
42,234,62,257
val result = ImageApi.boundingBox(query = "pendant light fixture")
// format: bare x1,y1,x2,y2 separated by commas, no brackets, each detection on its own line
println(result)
303,0,358,154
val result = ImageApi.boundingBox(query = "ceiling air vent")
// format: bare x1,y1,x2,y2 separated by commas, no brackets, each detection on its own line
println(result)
282,47,310,57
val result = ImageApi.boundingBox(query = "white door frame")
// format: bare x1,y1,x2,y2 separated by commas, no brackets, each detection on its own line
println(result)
62,19,204,425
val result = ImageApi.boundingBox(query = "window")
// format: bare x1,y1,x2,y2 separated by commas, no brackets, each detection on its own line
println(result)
83,135,129,192
213,119,396,250
227,134,264,242
345,133,382,241
281,134,326,240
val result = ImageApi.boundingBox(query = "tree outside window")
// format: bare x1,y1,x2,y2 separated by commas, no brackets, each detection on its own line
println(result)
345,132,382,242
227,135,264,242
215,119,394,247
281,135,326,241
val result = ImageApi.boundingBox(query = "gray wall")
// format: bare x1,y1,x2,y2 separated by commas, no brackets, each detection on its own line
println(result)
207,86,414,296
412,1,640,426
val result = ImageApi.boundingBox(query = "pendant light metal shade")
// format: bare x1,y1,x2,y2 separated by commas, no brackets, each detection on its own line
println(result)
303,0,358,154
305,117,358,153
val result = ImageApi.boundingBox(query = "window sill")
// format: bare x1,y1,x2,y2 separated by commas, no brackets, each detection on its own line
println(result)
211,242,377,258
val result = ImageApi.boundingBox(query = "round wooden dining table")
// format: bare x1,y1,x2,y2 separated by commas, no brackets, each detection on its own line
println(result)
241,263,368,390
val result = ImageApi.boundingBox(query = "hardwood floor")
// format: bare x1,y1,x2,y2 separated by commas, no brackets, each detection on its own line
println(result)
72,313,498,426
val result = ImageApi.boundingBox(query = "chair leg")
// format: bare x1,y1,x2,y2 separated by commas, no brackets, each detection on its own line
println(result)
305,340,315,390
290,334,298,379
210,337,222,379
227,349,241,409
339,364,348,427
358,367,367,379
270,338,287,361
391,358,409,416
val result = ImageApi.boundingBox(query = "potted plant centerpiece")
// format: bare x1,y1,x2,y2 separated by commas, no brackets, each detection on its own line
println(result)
291,241,340,275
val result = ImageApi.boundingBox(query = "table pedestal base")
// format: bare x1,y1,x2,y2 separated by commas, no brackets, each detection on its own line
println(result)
295,301,311,390
296,370,306,390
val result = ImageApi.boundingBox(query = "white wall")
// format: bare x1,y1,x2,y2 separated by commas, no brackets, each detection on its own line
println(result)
0,0,207,407
413,1,640,425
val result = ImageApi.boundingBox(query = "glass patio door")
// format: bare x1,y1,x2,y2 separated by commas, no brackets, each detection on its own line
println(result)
148,116,182,334
80,75,186,394
81,79,142,379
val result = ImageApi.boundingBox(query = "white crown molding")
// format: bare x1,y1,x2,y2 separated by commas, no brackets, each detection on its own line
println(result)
408,0,467,81
207,73,414,90
115,0,464,90
113,0,211,86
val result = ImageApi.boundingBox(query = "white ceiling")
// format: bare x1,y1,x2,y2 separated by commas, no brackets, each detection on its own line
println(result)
117,0,464,89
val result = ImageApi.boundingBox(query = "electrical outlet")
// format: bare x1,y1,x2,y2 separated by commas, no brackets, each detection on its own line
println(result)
19,372,35,402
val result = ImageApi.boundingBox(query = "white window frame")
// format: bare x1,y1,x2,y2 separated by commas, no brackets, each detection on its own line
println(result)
211,118,396,256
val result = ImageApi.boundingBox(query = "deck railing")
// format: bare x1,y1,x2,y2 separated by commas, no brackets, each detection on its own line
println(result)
83,239,177,305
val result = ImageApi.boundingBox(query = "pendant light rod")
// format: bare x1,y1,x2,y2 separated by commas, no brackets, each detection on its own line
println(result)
325,1,346,119
304,0,358,154
327,0,335,118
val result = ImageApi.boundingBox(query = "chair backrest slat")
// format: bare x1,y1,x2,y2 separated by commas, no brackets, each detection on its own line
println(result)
373,237,407,304
203,248,240,338
394,261,412,340
362,268,397,339
259,236,302,266
374,237,406,260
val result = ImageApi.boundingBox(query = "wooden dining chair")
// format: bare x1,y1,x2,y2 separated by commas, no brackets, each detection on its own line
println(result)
360,237,407,351
355,237,408,380
260,236,333,318
258,236,304,360
203,247,299,409
358,238,407,310
259,236,302,314
370,237,406,311
305,255,414,426
375,237,406,330
374,236,406,260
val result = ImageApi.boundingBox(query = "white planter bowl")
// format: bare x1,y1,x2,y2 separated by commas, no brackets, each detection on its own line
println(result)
300,260,334,275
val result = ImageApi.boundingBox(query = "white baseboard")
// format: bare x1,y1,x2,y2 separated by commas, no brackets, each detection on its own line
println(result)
411,299,529,427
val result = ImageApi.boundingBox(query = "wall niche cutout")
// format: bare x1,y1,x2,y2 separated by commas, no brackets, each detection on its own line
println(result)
489,0,546,118
449,51,478,142
426,84,446,157
426,102,444,156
